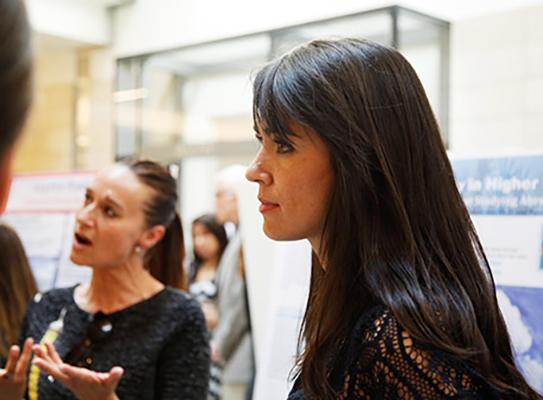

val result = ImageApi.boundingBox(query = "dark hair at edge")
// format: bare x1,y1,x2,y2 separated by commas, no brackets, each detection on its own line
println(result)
0,0,33,154
0,223,37,358
252,38,540,399
189,213,228,284
121,159,187,290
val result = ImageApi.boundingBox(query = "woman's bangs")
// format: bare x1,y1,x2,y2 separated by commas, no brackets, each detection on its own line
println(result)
253,62,300,144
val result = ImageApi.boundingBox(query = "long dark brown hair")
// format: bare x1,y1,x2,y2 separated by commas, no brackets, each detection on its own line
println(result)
123,159,187,290
0,0,33,155
189,213,228,284
0,223,37,359
252,38,540,399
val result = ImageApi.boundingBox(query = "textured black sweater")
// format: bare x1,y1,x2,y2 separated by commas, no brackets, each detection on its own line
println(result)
288,306,501,399
21,286,210,400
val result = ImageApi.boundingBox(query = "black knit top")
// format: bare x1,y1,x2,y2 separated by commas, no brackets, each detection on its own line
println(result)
21,286,210,400
288,306,501,399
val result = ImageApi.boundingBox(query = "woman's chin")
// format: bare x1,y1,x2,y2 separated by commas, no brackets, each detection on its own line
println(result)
69,251,87,266
263,224,303,242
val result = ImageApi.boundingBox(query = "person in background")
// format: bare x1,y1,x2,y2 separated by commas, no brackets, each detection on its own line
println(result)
0,0,35,398
189,213,229,399
213,165,254,400
246,38,542,399
189,213,228,332
13,159,209,400
0,224,38,367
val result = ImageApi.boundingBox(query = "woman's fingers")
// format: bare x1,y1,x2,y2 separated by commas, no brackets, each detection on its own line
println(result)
2,345,20,376
31,343,70,384
60,363,124,391
95,367,124,389
32,344,44,357
59,364,105,392
31,358,69,382
43,340,63,365
104,366,124,388
59,363,93,380
14,338,34,379
32,344,54,364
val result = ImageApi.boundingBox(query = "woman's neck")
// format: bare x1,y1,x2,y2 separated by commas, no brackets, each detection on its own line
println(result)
76,259,164,314
200,256,220,269
195,259,219,282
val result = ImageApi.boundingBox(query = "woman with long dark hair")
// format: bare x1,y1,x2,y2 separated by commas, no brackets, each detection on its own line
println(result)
246,38,542,399
17,159,209,399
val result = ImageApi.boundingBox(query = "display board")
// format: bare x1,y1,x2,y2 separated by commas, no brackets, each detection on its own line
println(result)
238,179,312,400
451,153,543,392
1,172,94,291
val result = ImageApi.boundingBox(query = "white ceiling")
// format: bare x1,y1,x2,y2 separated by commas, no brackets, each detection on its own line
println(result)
397,0,543,20
78,0,543,20
83,0,134,7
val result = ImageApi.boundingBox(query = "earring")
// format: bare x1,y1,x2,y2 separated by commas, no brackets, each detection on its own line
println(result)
135,245,142,254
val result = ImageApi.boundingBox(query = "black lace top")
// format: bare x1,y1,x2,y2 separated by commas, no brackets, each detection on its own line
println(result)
288,306,501,399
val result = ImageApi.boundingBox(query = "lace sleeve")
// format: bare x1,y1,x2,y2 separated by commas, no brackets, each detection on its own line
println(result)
338,309,499,399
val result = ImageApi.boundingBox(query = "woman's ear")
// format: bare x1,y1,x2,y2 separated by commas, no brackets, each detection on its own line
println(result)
139,225,166,251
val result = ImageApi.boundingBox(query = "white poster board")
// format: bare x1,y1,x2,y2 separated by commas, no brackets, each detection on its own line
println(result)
1,172,94,291
238,180,311,400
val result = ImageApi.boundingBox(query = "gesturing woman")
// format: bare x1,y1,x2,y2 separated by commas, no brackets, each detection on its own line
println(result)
22,160,210,400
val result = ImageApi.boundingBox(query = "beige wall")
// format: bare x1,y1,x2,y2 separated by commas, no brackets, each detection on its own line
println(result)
450,5,543,152
76,48,115,171
13,37,114,174
13,40,76,173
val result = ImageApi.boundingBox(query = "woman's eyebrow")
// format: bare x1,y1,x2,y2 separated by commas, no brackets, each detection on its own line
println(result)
104,194,123,210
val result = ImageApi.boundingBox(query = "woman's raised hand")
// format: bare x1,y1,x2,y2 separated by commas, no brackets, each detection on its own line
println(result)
0,338,34,400
32,340,123,400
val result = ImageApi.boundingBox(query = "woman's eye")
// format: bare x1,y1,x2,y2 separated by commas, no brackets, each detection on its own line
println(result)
275,140,294,154
104,206,117,218
254,133,263,143
83,194,92,205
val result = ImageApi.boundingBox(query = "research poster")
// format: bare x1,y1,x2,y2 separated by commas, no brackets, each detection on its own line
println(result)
1,172,94,291
451,153,543,392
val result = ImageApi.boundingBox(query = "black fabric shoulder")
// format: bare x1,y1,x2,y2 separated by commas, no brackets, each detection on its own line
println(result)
336,308,501,399
161,288,208,333
19,286,75,341
35,286,75,305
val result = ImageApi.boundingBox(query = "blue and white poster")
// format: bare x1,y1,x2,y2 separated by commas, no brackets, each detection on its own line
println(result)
451,153,543,392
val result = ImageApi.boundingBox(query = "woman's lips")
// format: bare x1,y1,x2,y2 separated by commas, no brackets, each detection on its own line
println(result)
258,199,279,213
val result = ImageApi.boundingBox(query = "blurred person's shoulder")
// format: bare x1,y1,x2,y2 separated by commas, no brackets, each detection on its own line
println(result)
28,285,75,313
160,287,201,313
21,286,76,339
160,287,206,327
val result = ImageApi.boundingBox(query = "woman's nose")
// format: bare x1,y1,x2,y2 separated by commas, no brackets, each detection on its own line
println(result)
75,204,95,228
246,153,272,185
